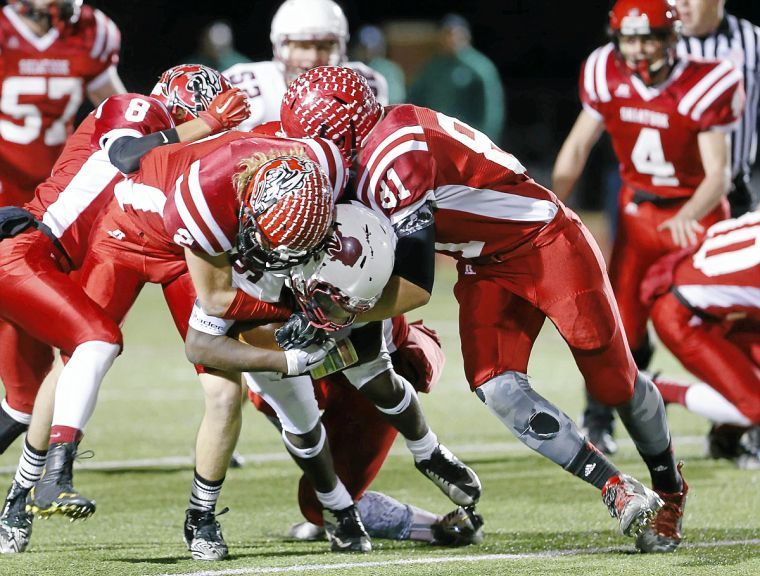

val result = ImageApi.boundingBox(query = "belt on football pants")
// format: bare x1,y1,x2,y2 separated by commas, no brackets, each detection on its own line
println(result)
0,206,73,269
670,286,722,323
632,189,691,208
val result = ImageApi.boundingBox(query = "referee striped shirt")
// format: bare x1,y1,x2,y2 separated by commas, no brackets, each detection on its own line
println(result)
677,14,760,183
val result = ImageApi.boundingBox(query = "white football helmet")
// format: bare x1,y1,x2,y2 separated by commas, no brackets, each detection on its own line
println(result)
270,0,348,81
289,203,395,330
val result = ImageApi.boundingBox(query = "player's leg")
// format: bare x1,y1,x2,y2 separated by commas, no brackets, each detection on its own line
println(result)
244,371,370,553
340,325,481,507
0,232,123,520
537,215,684,552
0,320,54,453
651,294,760,426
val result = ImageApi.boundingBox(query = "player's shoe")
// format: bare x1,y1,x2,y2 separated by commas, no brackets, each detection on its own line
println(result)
323,504,371,553
636,462,688,553
229,451,245,469
0,481,32,554
602,474,663,537
415,444,482,506
736,427,760,470
183,507,229,561
287,520,326,541
27,442,95,520
431,505,484,546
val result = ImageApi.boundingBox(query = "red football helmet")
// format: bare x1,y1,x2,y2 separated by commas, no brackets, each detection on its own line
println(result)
150,64,231,125
609,0,679,35
9,0,82,29
609,0,680,84
237,156,336,271
280,66,383,164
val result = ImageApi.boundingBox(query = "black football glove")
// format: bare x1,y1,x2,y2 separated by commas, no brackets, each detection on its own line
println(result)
275,311,327,351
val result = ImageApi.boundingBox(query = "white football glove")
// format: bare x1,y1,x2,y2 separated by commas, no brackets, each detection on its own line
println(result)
284,339,336,376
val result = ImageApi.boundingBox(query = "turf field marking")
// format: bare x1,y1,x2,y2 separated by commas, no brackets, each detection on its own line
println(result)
152,538,760,576
0,435,708,474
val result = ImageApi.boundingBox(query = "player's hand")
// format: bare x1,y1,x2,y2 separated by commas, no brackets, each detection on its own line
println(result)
283,339,336,375
657,214,704,248
275,311,326,350
198,88,251,132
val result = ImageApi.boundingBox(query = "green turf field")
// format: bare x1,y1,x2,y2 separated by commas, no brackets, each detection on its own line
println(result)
0,261,758,576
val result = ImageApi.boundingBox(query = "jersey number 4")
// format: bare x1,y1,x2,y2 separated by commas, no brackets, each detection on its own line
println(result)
0,77,83,146
631,128,679,187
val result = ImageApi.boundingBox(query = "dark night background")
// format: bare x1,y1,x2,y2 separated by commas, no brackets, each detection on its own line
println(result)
30,1,760,202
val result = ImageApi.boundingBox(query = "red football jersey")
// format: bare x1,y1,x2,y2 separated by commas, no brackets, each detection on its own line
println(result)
0,4,120,193
354,104,559,260
111,132,347,257
581,45,744,198
673,212,760,321
25,93,172,268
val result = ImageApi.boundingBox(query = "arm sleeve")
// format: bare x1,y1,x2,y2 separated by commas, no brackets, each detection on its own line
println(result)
107,128,180,174
392,209,436,293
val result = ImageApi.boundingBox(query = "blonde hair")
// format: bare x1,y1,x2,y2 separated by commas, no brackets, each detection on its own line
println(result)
234,145,309,201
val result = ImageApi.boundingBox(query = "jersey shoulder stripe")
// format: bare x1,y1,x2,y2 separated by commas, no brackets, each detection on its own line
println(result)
677,60,736,118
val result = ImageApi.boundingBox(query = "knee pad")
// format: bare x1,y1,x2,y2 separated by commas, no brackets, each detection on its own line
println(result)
374,376,415,416
476,371,585,468
282,423,326,460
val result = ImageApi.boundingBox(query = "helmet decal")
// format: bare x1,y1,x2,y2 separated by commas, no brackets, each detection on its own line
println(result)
326,228,363,267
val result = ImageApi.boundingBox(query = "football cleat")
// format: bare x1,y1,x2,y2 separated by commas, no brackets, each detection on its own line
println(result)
415,444,482,506
287,520,326,541
323,504,371,553
0,481,33,554
602,474,663,537
27,442,95,520
184,507,229,561
636,462,688,553
736,427,760,470
431,505,485,547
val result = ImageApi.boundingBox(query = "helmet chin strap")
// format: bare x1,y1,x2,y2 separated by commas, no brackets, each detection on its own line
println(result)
630,55,670,86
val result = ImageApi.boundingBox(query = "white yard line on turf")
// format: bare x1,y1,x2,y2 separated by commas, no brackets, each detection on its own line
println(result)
151,539,760,576
0,436,708,474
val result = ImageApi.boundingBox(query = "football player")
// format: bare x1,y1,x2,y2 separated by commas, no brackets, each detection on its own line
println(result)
641,211,760,468
551,0,743,454
0,0,126,207
223,0,388,130
279,65,690,553
0,65,249,554
185,202,482,553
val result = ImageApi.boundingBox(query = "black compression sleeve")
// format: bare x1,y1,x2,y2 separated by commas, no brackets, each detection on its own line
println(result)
107,128,180,173
392,224,436,294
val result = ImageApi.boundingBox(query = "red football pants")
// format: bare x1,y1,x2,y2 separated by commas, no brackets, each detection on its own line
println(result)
651,292,760,423
0,230,122,414
455,208,637,406
609,185,729,351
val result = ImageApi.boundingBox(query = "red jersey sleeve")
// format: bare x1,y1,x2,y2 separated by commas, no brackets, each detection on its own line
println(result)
696,69,745,132
355,109,436,225
578,44,616,121
677,60,745,132
91,93,174,153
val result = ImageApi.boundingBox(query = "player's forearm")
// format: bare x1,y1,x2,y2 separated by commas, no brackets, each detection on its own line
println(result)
679,170,730,221
358,275,431,322
175,117,215,143
552,143,589,201
186,328,287,373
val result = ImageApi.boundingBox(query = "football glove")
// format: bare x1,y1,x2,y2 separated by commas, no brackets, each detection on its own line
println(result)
275,311,327,351
198,88,250,132
284,340,336,376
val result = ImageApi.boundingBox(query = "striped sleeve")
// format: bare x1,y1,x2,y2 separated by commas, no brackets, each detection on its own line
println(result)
677,60,744,129
355,125,434,224
168,160,235,255
578,44,614,121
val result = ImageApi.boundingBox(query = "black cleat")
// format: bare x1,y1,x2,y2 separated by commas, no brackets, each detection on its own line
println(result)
415,444,482,506
27,442,95,520
323,505,371,553
431,505,484,547
184,507,229,561
0,481,32,554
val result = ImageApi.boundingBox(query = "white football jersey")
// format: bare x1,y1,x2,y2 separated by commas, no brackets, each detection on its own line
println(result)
223,60,389,132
